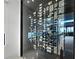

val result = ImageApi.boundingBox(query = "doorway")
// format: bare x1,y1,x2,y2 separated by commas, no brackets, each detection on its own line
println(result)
20,0,75,59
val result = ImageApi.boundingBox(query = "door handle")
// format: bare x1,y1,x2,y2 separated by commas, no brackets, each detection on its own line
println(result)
4,33,5,46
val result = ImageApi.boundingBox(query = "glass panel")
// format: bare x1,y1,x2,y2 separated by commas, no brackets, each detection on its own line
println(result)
22,0,74,59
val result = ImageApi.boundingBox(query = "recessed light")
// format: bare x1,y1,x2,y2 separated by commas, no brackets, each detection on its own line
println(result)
32,0,34,2
27,0,30,3
56,0,57,1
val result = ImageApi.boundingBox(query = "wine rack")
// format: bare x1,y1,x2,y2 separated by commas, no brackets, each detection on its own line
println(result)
29,0,65,55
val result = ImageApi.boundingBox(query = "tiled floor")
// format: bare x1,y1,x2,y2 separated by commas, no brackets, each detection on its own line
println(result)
23,50,59,59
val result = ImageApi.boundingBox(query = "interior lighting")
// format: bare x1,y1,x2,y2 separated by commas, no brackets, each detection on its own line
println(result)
27,0,30,3
32,0,34,2
56,0,57,1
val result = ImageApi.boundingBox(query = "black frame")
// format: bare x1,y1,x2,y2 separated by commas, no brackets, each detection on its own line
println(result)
20,0,23,57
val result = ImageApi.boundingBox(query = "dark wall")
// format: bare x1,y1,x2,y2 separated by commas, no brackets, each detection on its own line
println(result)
23,4,33,54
